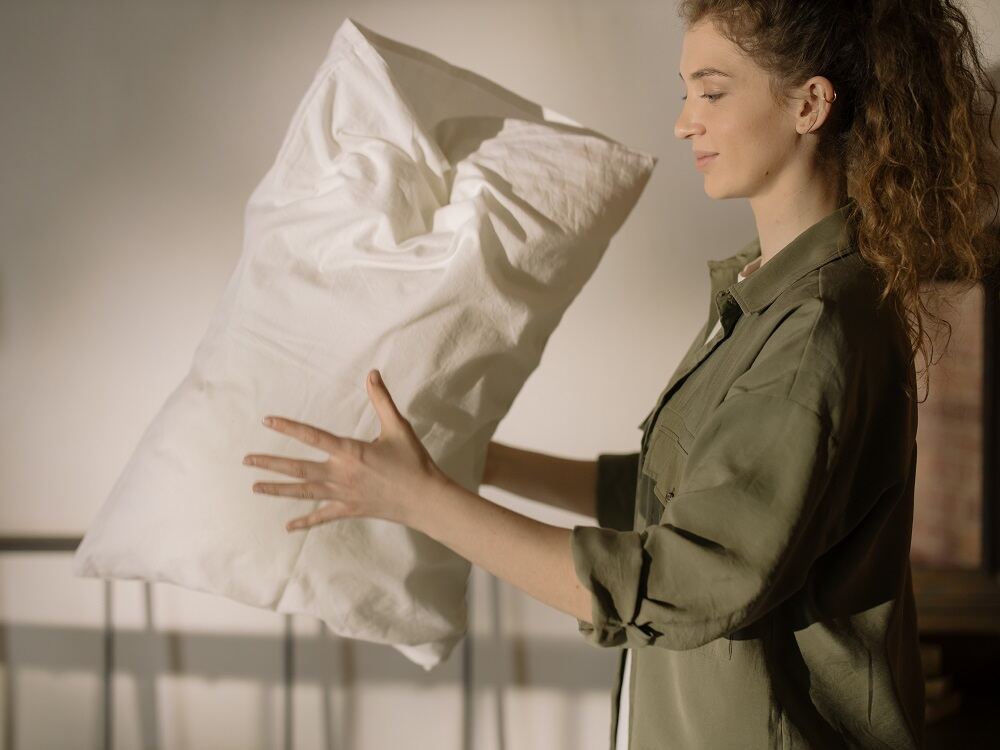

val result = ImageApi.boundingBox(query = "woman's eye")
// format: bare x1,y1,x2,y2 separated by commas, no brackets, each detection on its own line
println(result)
680,93,724,102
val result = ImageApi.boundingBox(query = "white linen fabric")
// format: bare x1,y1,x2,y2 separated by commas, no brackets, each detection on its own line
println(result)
617,649,633,750
73,16,656,670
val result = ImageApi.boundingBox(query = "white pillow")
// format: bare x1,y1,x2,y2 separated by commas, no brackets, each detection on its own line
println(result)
72,16,656,670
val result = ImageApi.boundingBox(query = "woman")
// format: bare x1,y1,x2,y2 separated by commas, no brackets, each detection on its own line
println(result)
243,1,999,747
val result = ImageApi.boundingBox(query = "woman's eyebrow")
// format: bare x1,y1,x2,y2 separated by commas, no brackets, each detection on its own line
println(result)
678,68,734,82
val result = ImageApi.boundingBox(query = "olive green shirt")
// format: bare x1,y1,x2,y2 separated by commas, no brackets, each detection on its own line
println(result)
570,202,926,749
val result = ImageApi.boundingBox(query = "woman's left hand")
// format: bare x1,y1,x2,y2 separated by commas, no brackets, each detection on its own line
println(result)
243,369,448,532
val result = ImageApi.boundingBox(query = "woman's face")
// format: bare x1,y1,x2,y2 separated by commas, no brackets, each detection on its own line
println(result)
674,20,803,200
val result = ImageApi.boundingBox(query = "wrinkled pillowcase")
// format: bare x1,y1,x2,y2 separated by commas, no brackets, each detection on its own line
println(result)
72,16,657,670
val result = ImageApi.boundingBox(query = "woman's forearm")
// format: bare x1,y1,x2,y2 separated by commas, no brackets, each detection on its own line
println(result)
404,477,593,624
482,441,598,519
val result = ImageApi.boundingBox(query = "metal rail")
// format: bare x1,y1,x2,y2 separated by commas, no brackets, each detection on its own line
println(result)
0,536,500,750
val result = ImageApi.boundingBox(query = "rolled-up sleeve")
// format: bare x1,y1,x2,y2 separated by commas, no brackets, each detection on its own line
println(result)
594,451,639,532
570,304,863,650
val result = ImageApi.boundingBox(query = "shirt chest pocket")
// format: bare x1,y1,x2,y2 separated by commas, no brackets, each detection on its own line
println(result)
640,408,694,509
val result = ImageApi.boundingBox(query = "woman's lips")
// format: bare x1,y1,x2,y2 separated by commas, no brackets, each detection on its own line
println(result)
696,153,719,169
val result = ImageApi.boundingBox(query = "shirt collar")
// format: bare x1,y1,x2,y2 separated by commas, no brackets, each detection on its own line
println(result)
707,200,858,316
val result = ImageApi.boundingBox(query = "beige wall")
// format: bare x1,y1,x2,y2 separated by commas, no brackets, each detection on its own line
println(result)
2,1,998,748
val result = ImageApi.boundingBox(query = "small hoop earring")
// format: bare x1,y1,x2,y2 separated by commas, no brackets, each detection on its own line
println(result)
805,89,837,134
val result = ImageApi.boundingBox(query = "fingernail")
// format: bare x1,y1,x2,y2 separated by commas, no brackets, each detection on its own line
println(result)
369,370,378,384
263,416,273,426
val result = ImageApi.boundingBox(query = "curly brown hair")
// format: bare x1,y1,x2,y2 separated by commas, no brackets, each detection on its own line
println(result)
677,0,1000,402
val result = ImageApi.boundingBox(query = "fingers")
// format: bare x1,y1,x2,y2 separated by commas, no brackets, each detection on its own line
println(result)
243,453,328,481
286,506,340,531
251,480,332,501
250,478,349,532
262,415,345,453
366,369,403,428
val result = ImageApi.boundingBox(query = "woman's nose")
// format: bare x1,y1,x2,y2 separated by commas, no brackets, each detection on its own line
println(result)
674,111,704,140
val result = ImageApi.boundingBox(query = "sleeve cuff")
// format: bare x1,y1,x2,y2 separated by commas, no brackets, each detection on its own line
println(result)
569,524,652,648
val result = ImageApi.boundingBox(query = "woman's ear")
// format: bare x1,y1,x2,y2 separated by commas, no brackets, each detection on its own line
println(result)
796,76,837,135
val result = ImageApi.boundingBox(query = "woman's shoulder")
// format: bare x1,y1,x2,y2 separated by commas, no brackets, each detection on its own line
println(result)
745,254,907,416
761,251,893,352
